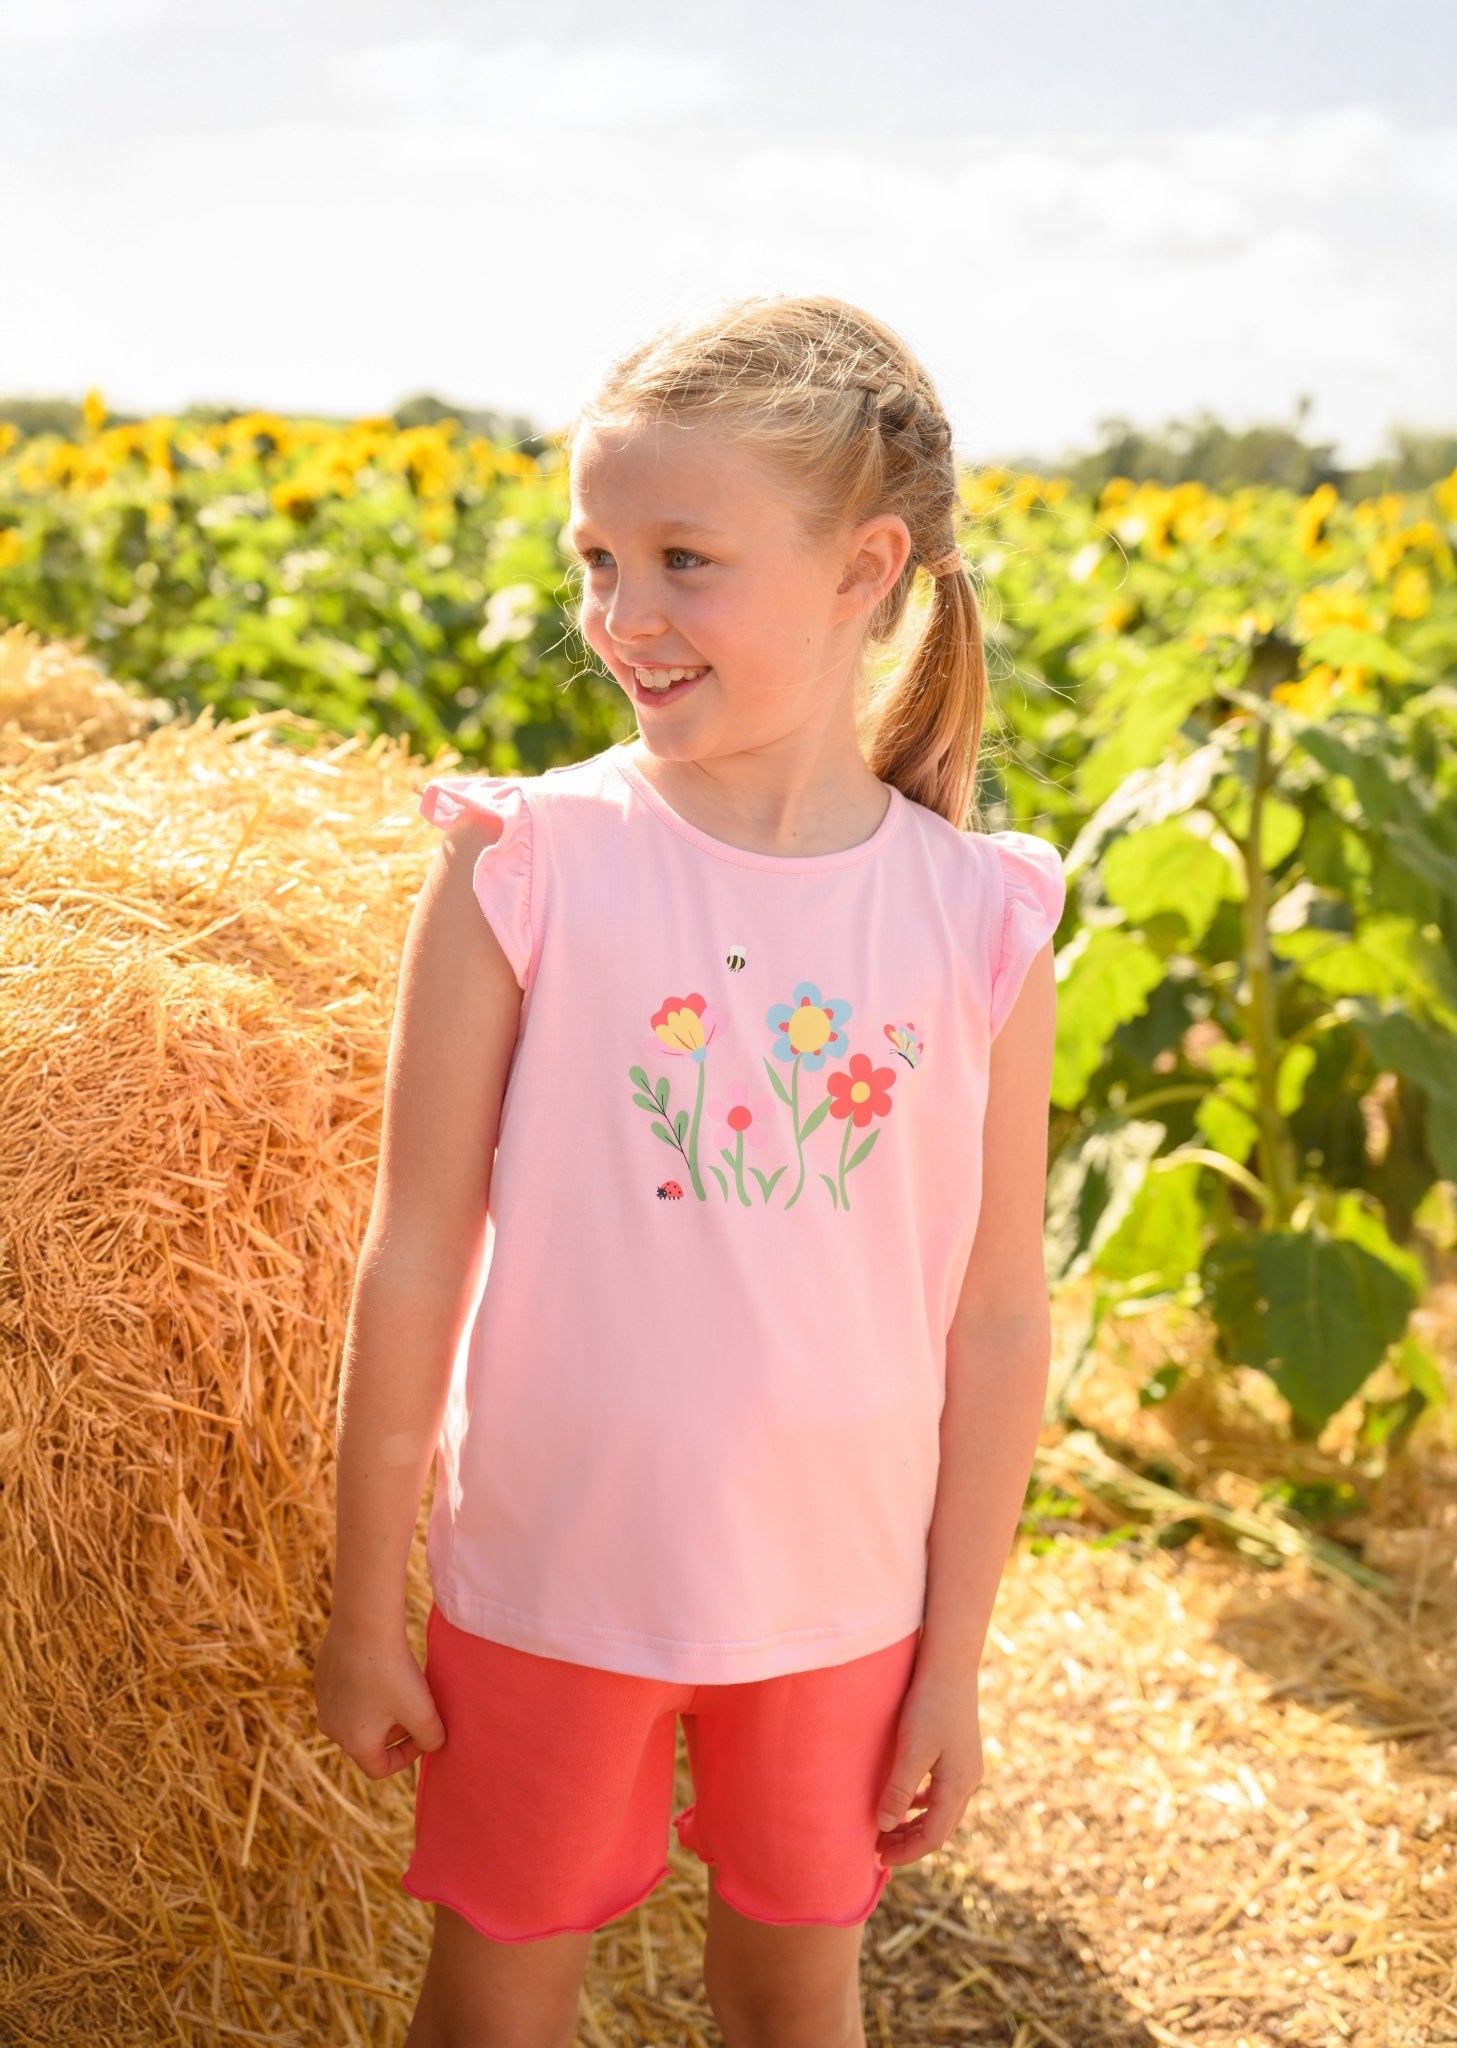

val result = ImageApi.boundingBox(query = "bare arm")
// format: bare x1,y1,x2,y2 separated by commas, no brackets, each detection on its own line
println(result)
919,938,1059,1673
328,812,524,1636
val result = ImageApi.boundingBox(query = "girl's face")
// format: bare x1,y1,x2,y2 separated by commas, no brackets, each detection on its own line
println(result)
569,419,888,759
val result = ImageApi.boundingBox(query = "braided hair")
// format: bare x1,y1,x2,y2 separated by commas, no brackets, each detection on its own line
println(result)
568,294,988,832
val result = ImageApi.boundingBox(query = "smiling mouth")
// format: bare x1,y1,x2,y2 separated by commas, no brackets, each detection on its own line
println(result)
630,665,710,698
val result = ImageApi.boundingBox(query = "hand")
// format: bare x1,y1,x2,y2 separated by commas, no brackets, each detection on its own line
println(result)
874,1654,984,1868
313,1614,447,1780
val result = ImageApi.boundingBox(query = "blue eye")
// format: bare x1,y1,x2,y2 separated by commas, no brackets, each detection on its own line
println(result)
578,547,709,570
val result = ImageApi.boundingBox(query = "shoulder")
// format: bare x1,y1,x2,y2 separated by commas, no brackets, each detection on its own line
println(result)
899,793,1063,893
416,746,621,835
981,827,1066,930
977,829,1066,1037
894,791,1047,897
418,772,534,844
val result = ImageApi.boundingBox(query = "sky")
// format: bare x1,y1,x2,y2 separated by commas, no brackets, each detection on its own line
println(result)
2,0,1454,468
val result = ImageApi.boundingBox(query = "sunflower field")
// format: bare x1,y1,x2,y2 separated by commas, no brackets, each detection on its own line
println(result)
2,398,1454,1459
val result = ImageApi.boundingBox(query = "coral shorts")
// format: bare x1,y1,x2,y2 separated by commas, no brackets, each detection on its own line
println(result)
401,1604,922,1943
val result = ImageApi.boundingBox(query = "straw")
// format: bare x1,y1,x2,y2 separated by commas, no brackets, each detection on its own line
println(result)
3,621,1453,2045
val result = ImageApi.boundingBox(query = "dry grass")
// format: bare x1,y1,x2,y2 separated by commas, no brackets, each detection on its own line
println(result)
2,624,1453,2046
0,618,169,774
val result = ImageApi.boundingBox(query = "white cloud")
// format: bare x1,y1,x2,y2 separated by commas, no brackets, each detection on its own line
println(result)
334,37,733,132
0,0,167,40
1,97,1449,466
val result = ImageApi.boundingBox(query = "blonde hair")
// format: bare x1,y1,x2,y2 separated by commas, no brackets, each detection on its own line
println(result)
566,292,988,832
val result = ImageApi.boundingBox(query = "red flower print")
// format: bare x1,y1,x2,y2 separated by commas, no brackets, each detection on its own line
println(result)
825,1052,896,1129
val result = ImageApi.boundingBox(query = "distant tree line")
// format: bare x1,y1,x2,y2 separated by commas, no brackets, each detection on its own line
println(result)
2,389,1453,497
994,395,1457,499
0,392,553,461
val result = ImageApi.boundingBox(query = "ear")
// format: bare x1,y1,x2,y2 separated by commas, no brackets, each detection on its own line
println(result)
832,513,913,617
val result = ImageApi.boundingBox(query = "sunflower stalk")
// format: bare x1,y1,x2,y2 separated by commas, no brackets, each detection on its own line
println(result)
1035,1428,1393,1597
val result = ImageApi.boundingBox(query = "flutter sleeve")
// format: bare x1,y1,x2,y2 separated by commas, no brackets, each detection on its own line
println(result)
987,829,1066,1040
418,774,535,989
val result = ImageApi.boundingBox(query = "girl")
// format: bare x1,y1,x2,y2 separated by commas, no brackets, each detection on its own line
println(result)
315,293,1065,2048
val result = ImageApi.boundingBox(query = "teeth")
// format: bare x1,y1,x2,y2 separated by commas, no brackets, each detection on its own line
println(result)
635,666,706,690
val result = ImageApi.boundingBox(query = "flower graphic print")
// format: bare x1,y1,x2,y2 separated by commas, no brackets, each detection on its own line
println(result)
764,981,852,1208
627,977,921,1210
705,1069,783,1207
823,1052,898,1207
766,983,852,1071
628,992,726,1199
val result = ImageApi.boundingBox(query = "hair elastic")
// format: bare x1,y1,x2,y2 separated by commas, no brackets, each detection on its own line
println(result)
926,548,964,578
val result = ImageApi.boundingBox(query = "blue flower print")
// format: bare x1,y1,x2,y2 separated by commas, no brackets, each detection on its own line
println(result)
765,982,852,1072
762,981,852,1209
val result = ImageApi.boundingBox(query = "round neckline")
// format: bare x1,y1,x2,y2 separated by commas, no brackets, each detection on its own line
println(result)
608,745,905,873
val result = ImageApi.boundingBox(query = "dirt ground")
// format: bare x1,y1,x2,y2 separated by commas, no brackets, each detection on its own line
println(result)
569,1279,1457,2048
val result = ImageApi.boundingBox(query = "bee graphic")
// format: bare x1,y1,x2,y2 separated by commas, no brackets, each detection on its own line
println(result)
657,1180,685,1200
726,947,746,972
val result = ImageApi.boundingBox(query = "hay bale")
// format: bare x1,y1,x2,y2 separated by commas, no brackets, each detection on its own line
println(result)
1,682,441,2042
0,619,172,778
7,629,1454,2048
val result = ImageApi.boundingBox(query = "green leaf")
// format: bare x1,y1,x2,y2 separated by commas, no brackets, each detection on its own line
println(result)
1201,1223,1417,1431
845,1127,880,1172
1274,1044,1317,1118
1195,1091,1259,1166
1300,624,1419,681
1070,642,1218,810
632,1093,659,1112
1050,930,1168,1111
1277,914,1453,1008
1044,1117,1174,1290
762,1056,793,1107
1324,1188,1427,1295
1357,1004,1457,1180
656,1076,671,1110
1101,819,1241,941
629,1065,650,1091
1291,718,1457,905
707,1164,728,1201
1358,1384,1430,1450
1070,725,1245,869
1256,795,1307,873
800,1095,833,1139
674,1109,689,1143
1390,1331,1448,1409
720,1147,739,1169
749,1165,787,1203
820,1173,840,1209
651,1121,677,1146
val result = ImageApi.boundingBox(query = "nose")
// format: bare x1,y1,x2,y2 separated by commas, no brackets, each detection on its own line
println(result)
601,573,669,650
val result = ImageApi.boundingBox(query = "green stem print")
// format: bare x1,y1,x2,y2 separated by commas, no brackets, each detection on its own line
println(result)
640,994,724,1202
720,1130,752,1207
836,1116,854,1208
628,1064,705,1199
786,1053,804,1208
686,1059,706,1199
761,1052,807,1209
762,1053,833,1210
835,1117,880,1210
632,986,897,1214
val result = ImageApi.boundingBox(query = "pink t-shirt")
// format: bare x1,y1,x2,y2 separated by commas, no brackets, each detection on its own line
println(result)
415,742,1065,1683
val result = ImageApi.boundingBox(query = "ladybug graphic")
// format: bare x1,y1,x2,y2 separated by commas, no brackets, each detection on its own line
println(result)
657,1180,685,1200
